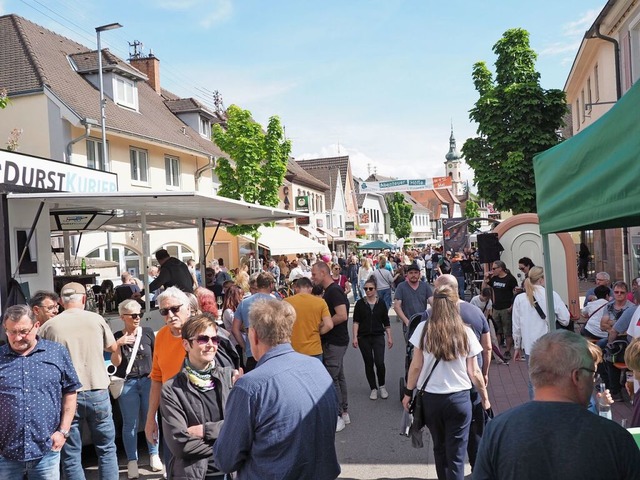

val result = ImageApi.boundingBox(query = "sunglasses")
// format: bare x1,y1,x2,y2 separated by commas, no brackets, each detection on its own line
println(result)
364,287,376,291
124,313,141,319
614,291,626,294
190,334,220,346
159,305,183,316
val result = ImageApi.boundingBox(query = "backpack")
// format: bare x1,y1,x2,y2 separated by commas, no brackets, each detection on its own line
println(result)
439,257,452,274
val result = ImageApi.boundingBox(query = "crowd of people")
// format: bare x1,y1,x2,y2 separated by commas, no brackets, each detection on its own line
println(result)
3,246,640,480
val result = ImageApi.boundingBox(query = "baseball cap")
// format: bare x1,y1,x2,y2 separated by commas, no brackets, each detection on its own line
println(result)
406,263,420,272
60,282,86,296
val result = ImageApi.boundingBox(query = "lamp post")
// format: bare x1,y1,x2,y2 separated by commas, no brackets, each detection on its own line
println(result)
96,23,122,263
95,22,122,173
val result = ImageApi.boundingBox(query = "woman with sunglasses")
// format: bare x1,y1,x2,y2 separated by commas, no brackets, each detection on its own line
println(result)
160,314,241,480
331,262,352,295
352,277,393,400
111,299,161,478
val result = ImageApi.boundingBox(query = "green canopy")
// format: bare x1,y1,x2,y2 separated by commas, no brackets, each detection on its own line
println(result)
357,239,396,250
533,79,640,234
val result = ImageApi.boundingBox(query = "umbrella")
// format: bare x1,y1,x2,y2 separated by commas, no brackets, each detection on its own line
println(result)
357,239,396,251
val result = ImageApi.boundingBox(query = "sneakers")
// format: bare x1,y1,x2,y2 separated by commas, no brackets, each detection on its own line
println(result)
149,454,163,472
370,389,378,400
127,461,139,479
379,385,389,399
342,412,351,424
336,415,346,432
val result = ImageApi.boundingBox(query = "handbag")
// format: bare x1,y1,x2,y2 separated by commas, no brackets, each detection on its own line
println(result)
408,358,440,448
109,327,142,399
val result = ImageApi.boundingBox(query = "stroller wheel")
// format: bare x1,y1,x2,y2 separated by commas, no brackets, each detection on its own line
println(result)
399,377,406,402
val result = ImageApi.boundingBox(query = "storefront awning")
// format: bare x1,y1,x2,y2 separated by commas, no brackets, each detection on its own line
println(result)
257,226,330,255
299,225,326,240
317,226,340,238
7,191,306,232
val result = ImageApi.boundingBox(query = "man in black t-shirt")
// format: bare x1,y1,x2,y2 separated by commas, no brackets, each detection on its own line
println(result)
482,260,518,360
312,261,350,432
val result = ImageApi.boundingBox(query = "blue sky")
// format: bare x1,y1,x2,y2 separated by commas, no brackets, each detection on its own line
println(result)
2,0,604,184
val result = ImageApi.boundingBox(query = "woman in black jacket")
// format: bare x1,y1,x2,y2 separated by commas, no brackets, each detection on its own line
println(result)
352,277,393,400
160,314,241,479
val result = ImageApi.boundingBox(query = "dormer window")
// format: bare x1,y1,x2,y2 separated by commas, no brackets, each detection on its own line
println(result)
199,116,211,139
114,76,138,110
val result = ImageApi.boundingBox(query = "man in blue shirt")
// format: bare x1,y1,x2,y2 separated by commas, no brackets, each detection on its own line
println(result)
214,298,340,480
232,272,277,372
0,305,81,479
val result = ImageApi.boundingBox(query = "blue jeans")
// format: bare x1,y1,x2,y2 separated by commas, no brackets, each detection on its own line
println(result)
378,288,392,310
63,389,118,480
351,277,360,301
525,354,534,400
118,377,158,461
0,450,60,480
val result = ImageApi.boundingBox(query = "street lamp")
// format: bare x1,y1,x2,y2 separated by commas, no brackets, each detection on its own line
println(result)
95,22,122,173
96,22,122,263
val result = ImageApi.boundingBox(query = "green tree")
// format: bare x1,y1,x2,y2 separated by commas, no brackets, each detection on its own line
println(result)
213,105,291,237
387,192,413,240
462,28,566,214
464,199,481,233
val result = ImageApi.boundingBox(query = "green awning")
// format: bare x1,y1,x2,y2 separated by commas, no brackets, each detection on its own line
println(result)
533,80,640,234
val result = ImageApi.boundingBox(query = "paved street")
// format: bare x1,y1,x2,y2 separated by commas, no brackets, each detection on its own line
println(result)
84,291,633,479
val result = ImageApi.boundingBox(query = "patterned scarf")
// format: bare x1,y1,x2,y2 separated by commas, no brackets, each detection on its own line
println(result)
184,358,216,392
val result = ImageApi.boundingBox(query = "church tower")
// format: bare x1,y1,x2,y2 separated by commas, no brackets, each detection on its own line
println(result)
445,125,464,197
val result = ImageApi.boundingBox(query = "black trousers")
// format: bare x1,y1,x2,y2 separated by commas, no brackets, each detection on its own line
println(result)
466,388,485,469
357,334,386,390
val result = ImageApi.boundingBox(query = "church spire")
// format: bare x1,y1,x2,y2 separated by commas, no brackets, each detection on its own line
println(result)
445,123,461,162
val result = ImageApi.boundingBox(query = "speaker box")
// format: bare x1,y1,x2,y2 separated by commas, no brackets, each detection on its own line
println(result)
477,233,502,264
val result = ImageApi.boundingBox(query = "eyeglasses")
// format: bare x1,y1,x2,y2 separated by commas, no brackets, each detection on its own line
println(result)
124,313,141,319
577,367,596,380
614,291,626,295
596,278,607,282
333,268,340,271
159,305,182,316
40,304,59,312
492,267,500,271
190,335,220,346
5,323,36,337
363,287,376,291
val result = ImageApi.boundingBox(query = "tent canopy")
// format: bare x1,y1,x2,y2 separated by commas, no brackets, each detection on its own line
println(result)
357,239,395,251
534,80,640,234
256,226,330,255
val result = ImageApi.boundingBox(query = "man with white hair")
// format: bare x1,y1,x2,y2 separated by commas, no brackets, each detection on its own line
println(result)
39,282,118,479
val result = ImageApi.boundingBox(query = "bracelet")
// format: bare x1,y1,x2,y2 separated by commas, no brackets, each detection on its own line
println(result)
403,387,413,397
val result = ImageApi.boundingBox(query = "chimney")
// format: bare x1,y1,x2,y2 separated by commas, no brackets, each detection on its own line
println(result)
130,52,161,94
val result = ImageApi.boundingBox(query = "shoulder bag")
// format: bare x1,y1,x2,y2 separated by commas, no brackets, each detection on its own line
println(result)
109,326,142,399
408,358,441,448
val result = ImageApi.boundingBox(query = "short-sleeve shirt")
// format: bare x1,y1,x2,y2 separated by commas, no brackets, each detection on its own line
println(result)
150,326,186,384
285,293,330,356
235,293,274,358
320,283,350,346
0,339,81,461
39,308,116,391
488,274,518,310
409,323,482,393
394,280,433,320
470,295,492,314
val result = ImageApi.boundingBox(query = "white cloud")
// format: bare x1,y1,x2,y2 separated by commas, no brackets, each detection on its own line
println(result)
0,2,5,15
563,9,600,37
200,0,233,28
154,0,232,28
539,8,599,58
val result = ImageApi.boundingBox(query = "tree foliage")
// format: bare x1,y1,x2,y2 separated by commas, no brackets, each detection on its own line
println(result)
462,28,566,214
387,192,413,240
464,199,481,233
213,105,291,237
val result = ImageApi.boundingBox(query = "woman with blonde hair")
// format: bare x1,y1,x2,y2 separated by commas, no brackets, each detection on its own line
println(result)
235,270,250,295
512,265,570,399
402,286,490,480
357,257,373,301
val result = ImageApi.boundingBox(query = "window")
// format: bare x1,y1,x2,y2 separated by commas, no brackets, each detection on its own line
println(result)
86,139,106,171
594,64,600,101
586,79,592,113
130,147,149,184
165,156,180,187
114,76,137,110
199,116,210,138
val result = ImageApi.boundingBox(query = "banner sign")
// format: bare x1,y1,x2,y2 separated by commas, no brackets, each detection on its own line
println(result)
359,177,451,194
295,196,309,212
442,217,469,254
345,221,355,231
0,150,118,193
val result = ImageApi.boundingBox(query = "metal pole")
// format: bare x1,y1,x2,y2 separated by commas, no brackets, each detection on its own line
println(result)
97,30,108,173
542,233,556,331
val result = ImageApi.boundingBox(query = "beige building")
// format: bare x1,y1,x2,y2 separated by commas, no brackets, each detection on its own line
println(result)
563,0,640,281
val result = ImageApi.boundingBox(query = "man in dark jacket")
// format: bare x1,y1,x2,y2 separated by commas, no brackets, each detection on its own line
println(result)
160,314,240,479
137,249,194,299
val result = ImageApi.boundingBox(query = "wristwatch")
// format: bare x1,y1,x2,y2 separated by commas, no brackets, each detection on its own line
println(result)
57,428,70,438
403,387,413,397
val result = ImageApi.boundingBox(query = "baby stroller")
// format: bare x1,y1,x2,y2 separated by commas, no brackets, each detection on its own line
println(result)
398,312,427,401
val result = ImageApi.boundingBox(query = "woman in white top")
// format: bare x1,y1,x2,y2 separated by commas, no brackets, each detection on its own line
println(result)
512,266,570,399
373,256,395,310
402,286,490,480
357,257,373,301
